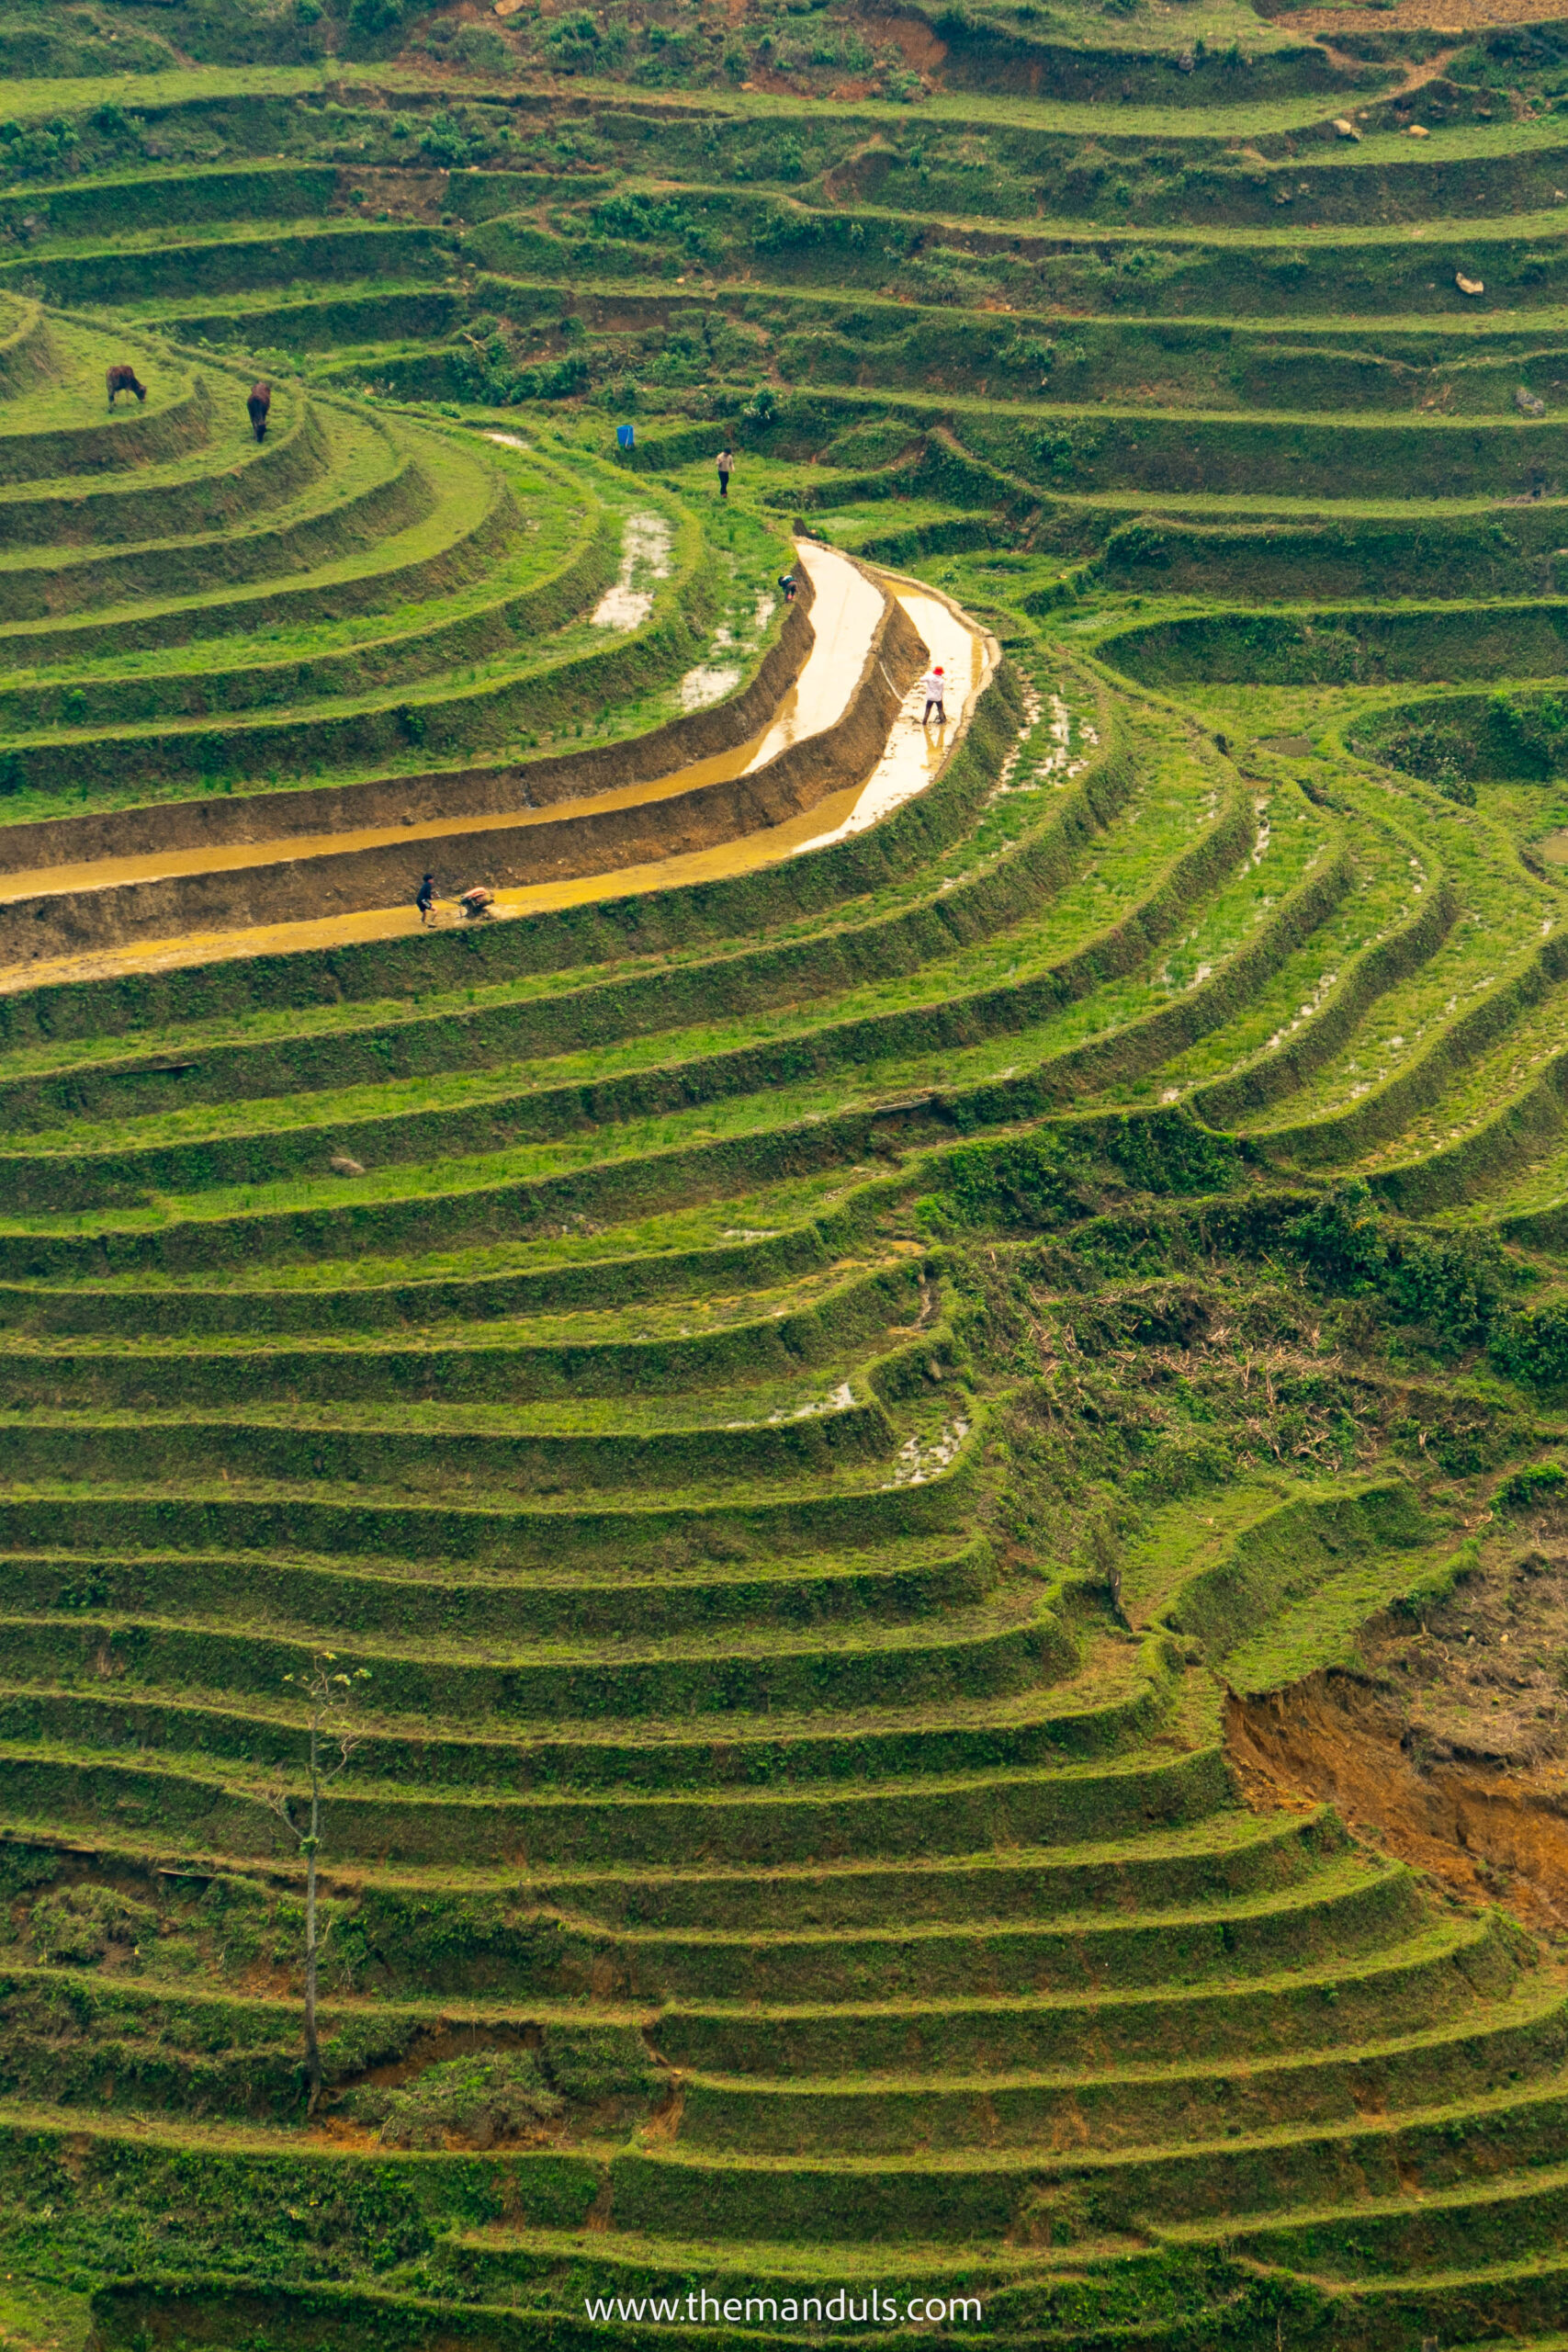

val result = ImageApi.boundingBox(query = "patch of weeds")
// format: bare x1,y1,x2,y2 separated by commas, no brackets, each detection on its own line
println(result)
28,1885,155,1966
346,2050,563,2148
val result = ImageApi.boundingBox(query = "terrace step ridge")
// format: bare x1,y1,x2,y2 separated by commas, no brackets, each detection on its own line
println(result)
541,1849,1410,1948
0,745,1126,1108
0,1589,1060,1672
0,1726,1221,1807
671,1982,1568,2093
0,393,405,581
0,1800,1328,1894
1164,2143,1568,2250
625,1915,1510,2020
611,2061,1568,2177
0,810,1246,1194
0,1655,1161,1770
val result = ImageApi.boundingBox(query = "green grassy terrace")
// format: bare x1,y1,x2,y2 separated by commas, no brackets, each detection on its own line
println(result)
4,2,1568,2348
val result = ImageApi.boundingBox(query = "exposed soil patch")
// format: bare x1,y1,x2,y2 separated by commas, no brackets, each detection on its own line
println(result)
1293,1,1562,31
334,167,451,224
1360,1535,1568,1760
1228,1532,1568,1935
741,66,814,96
859,11,948,74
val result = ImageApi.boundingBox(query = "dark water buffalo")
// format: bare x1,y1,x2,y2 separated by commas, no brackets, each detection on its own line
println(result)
106,364,146,408
246,380,271,442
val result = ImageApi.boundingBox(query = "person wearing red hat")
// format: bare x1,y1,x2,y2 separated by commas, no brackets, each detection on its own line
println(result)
920,663,946,725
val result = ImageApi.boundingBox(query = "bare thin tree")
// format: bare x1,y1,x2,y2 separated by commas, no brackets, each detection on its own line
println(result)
252,1653,372,2114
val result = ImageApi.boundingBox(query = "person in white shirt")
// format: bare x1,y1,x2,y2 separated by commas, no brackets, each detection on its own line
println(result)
920,665,946,725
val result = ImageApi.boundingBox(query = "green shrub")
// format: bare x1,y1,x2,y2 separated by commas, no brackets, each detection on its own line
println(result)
418,112,478,168
1489,689,1568,775
455,26,513,71
517,351,590,400
29,1885,156,1966
1498,1459,1568,1507
1106,1113,1239,1198
1386,1230,1507,1350
633,24,702,85
1491,1300,1568,1389
347,2051,563,2148
0,115,78,182
546,9,626,71
350,0,405,37
540,2030,662,2108
916,1134,1089,1236
1288,1181,1388,1294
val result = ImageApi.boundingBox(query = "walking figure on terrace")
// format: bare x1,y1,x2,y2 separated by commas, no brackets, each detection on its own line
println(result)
920,664,947,726
415,873,436,925
716,447,735,500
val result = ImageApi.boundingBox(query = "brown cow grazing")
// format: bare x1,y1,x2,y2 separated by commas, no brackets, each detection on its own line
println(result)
106,364,146,408
247,380,271,443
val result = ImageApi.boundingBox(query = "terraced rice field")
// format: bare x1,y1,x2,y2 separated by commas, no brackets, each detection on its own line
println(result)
6,1,1568,2347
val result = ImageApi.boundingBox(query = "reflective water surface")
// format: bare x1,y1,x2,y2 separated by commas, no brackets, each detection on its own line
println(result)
0,547,987,994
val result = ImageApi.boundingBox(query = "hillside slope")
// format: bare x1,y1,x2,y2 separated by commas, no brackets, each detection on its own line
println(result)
1,4,1568,2349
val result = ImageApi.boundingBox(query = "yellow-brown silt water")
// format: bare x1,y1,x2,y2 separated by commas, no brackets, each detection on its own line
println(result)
0,545,990,992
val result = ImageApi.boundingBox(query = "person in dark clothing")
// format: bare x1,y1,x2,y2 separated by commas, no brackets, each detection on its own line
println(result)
778,571,797,603
415,873,436,925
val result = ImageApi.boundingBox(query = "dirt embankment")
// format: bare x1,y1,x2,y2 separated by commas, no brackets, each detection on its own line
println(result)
1230,1673,1568,1933
0,573,818,878
1228,1532,1568,1937
1280,0,1564,31
0,559,933,959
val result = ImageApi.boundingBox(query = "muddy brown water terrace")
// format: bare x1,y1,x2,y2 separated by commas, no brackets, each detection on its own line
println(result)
0,548,989,989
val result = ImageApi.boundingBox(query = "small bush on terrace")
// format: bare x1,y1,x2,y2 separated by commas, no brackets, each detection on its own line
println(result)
1388,1229,1509,1350
1491,1298,1568,1389
1289,1181,1387,1294
1290,1185,1514,1353
348,2051,564,2148
30,1885,156,1966
918,1134,1089,1235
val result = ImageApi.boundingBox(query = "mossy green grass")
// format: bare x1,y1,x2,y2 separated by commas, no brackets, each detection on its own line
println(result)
5,38,1568,2352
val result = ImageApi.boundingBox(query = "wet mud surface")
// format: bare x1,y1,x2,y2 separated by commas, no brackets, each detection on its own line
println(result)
0,548,985,990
